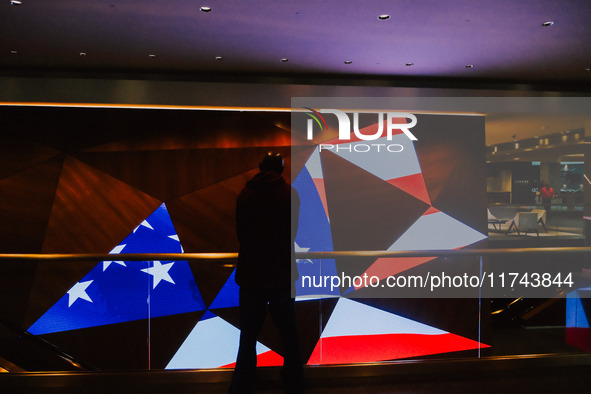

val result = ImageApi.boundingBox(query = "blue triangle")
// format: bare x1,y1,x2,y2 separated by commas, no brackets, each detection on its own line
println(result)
29,203,206,335
201,310,218,321
343,286,355,295
209,269,240,310
293,164,340,298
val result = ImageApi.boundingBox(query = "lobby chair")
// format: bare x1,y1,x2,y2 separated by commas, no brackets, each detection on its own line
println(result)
530,209,548,232
508,212,539,237
487,208,509,232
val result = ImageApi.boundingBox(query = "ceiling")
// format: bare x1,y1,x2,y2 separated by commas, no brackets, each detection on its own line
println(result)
1,0,591,155
2,0,591,86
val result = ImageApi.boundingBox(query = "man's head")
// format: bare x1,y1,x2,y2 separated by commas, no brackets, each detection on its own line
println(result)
259,152,284,174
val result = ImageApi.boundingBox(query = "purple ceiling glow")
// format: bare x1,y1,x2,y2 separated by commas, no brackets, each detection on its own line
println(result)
0,0,590,83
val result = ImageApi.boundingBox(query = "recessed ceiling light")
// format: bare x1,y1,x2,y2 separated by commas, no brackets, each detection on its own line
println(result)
215,56,223,61
344,60,352,64
10,1,22,5
406,62,414,67
585,68,590,72
10,50,17,55
542,21,554,27
200,6,212,12
281,58,289,62
378,14,390,20
465,64,474,68
148,54,157,58
79,52,86,57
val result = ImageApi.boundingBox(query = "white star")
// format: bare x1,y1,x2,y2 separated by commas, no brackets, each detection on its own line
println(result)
67,280,94,307
141,261,175,289
103,260,126,271
295,242,313,264
133,220,154,233
103,244,127,271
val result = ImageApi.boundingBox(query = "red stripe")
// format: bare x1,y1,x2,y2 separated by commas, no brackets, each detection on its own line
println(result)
312,178,330,219
387,173,431,205
356,257,436,289
220,350,284,368
308,333,488,365
566,327,591,352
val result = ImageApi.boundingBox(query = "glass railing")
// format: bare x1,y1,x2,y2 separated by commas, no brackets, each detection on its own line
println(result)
2,248,591,373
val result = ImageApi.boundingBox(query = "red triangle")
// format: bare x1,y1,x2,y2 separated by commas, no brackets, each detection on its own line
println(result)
312,178,330,220
387,173,431,205
221,349,284,368
307,333,488,365
423,206,440,216
355,257,437,290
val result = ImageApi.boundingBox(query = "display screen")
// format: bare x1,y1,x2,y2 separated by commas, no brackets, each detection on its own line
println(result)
27,111,490,369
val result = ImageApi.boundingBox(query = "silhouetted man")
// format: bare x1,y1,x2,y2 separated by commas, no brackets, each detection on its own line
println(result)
229,152,303,394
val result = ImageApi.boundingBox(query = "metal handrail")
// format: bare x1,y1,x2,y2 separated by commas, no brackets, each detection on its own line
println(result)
0,247,590,262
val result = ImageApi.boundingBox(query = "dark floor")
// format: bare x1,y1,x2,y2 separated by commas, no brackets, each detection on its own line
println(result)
3,354,591,394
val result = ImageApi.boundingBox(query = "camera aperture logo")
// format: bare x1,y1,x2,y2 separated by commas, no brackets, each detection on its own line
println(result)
303,108,418,153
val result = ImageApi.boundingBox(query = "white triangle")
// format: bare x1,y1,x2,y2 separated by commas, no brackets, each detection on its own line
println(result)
321,298,447,338
141,220,154,230
166,315,274,370
388,211,486,251
109,244,126,254
305,146,324,179
331,134,421,181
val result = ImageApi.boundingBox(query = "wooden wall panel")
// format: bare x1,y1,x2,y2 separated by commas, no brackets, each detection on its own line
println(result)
42,156,162,253
0,138,60,179
83,111,295,152
0,156,63,253
167,147,293,253
73,146,292,201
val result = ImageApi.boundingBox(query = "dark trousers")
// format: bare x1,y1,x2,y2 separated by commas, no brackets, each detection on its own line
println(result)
229,287,303,393
542,198,551,217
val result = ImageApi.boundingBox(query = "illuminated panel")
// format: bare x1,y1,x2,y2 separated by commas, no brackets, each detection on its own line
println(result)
388,211,486,251
293,148,339,300
308,298,488,365
295,118,486,296
28,204,206,335
209,269,240,309
166,311,282,369
566,288,591,351
328,133,421,181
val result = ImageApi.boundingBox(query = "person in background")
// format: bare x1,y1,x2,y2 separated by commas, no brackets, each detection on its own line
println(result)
229,152,303,394
540,182,556,217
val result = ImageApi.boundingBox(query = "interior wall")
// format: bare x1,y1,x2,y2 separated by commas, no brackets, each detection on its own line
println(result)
0,103,489,371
